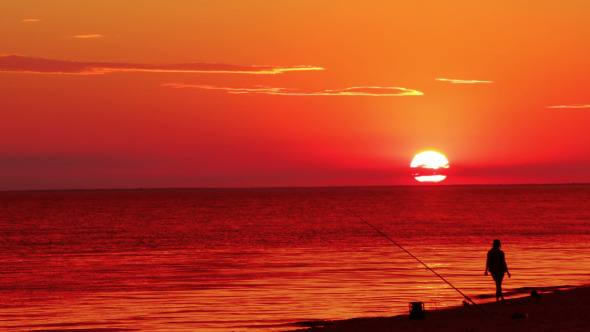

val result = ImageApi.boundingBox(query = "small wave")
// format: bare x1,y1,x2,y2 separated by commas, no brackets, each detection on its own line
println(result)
474,284,577,299
29,329,138,332
12,321,138,332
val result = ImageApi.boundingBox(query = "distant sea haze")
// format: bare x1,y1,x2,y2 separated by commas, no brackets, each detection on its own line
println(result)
1,185,589,331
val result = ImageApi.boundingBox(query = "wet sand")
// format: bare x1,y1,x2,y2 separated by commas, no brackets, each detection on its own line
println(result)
289,285,590,332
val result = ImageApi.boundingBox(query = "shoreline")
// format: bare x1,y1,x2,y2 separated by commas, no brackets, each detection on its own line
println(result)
287,285,590,331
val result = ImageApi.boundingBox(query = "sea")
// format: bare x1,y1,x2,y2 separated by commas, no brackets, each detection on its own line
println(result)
1,184,589,332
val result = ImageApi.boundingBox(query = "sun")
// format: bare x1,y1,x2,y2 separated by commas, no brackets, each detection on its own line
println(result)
410,151,449,183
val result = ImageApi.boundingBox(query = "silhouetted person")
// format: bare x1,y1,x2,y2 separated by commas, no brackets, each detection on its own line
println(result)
484,239,511,301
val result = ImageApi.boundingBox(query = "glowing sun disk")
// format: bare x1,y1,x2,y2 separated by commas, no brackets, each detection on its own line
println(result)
410,151,449,183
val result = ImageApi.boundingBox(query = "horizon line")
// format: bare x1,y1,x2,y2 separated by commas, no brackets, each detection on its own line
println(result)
1,182,588,193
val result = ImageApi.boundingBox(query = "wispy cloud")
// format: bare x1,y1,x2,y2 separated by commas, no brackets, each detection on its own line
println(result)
164,84,291,94
0,55,324,75
435,78,493,84
72,34,105,39
21,18,41,23
547,104,590,109
163,83,424,96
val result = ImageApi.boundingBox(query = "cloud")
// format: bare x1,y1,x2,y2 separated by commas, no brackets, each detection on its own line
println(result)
163,84,292,94
547,104,590,109
21,18,41,23
162,83,424,96
72,34,105,39
0,55,324,75
435,78,493,84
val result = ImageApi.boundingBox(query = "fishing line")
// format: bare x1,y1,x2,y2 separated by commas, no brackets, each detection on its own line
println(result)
348,210,490,317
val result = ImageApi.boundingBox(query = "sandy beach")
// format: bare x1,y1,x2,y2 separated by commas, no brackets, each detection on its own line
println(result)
289,285,590,332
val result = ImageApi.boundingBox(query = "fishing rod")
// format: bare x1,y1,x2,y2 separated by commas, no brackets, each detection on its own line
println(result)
348,210,490,317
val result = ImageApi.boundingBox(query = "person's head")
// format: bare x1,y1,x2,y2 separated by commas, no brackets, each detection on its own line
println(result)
493,239,501,248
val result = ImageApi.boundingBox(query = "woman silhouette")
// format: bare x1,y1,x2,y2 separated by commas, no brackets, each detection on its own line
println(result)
484,239,511,301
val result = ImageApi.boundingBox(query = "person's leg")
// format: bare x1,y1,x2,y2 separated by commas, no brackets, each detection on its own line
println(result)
492,273,505,301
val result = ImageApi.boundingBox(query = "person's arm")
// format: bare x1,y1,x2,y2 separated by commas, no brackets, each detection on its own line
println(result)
484,252,489,275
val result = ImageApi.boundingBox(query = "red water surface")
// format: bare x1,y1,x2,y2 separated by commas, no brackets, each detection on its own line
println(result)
1,185,589,331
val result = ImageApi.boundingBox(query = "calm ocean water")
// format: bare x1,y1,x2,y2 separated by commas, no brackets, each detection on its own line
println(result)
1,185,589,331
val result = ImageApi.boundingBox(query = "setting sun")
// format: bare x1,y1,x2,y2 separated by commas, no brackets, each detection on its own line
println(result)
410,151,449,183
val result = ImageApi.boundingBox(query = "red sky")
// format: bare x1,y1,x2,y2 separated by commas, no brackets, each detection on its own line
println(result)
1,0,589,190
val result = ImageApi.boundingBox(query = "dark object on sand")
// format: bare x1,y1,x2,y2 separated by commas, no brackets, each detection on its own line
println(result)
409,302,425,319
531,290,542,299
462,300,470,307
511,312,529,319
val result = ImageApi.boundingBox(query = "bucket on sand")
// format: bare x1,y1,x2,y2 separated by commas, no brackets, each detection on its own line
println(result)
409,302,425,319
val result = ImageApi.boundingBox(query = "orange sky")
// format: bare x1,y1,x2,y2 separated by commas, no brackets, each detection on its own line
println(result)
1,0,589,190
